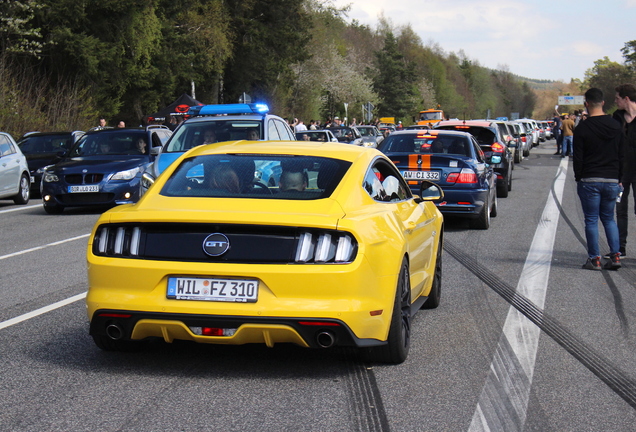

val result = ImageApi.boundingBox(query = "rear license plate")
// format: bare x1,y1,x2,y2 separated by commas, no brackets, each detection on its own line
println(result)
402,171,440,180
68,185,99,193
167,277,258,303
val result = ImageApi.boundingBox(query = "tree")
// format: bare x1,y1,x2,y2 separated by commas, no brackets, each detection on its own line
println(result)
371,31,420,121
222,0,312,113
584,56,631,111
0,0,43,57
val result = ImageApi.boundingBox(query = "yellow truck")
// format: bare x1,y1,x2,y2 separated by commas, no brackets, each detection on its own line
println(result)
416,109,445,127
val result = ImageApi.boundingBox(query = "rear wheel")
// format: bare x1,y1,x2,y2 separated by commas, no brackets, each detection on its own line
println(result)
470,198,491,230
514,148,522,164
365,257,411,364
490,193,498,217
497,170,510,198
13,174,30,204
423,239,442,309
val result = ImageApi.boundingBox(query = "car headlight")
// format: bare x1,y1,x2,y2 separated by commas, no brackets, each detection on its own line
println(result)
43,171,59,182
110,167,141,181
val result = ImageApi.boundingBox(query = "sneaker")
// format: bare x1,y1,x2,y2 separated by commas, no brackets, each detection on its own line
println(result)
582,257,602,270
604,253,622,270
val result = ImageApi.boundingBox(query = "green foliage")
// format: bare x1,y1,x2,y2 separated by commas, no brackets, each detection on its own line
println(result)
584,56,631,110
0,0,553,131
371,32,420,122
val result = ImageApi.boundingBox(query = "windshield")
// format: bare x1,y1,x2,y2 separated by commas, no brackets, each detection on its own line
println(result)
69,132,148,157
420,111,443,121
165,120,263,153
18,134,74,154
357,127,375,137
161,154,351,200
436,126,496,145
330,128,356,142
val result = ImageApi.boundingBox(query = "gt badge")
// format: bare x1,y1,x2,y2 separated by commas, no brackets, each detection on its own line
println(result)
202,233,230,256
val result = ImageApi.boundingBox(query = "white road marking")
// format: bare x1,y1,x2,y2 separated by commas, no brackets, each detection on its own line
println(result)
0,292,87,330
0,233,90,261
0,204,41,214
468,157,568,432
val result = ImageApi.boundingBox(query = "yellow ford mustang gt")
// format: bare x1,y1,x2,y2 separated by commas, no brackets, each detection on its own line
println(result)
86,140,444,363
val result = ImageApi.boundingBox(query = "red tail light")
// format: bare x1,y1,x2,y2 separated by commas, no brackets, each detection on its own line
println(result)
447,168,478,184
491,142,504,153
521,136,528,143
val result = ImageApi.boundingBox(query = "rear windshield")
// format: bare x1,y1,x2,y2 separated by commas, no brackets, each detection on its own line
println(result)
161,154,351,200
379,133,472,157
166,120,262,152
70,132,148,156
436,126,496,145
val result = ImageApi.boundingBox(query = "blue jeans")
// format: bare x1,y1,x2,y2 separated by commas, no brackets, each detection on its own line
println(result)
577,181,621,258
562,135,573,157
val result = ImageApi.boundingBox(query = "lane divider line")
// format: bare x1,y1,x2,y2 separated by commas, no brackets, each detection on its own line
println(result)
0,233,90,261
468,156,568,431
0,292,87,330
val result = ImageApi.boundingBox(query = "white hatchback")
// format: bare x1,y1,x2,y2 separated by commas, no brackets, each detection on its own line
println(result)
0,132,30,204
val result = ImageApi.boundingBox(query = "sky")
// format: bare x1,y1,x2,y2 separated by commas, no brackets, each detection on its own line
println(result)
331,0,636,82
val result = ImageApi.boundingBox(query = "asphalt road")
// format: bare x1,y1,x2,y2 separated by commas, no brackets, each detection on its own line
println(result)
1,139,635,432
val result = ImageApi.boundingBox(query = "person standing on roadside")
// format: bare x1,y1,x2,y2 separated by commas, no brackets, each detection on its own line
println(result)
553,112,562,155
613,83,636,258
561,113,575,157
574,88,623,270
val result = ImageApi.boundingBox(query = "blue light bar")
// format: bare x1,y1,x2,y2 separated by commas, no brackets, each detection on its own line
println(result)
188,103,270,117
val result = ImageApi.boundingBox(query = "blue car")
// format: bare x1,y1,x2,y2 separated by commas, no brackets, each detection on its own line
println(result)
140,103,295,196
378,129,498,229
40,126,172,214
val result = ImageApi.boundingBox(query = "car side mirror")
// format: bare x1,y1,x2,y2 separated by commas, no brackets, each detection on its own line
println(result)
507,139,517,147
488,155,502,164
417,180,444,202
150,146,161,156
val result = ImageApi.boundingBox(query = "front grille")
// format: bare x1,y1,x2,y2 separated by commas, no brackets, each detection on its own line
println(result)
65,173,104,184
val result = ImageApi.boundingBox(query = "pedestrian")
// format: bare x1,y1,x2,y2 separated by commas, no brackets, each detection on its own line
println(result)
295,119,307,132
553,113,562,155
612,83,636,258
573,87,624,270
561,113,575,157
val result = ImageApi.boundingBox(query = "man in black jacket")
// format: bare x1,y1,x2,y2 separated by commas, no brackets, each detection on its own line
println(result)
573,88,623,270
613,83,636,258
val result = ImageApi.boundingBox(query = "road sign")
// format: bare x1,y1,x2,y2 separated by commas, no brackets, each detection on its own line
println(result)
558,96,584,105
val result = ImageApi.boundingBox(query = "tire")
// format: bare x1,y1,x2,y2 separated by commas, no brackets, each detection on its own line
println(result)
469,198,491,229
523,147,530,157
92,334,144,352
365,257,411,364
496,177,509,198
514,148,522,164
43,202,64,214
507,168,513,192
490,192,498,217
422,239,442,309
12,174,30,205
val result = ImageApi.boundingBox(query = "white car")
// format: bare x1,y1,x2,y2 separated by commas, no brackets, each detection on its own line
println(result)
0,132,30,204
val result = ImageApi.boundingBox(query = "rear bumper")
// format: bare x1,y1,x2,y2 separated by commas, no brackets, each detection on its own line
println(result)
89,309,386,348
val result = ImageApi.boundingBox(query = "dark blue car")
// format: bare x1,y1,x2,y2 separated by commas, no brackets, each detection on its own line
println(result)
378,129,498,229
40,126,171,214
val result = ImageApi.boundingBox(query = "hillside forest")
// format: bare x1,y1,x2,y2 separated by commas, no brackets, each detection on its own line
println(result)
1,0,635,138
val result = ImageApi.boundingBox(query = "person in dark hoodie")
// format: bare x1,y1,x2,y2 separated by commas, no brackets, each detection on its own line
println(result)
612,83,636,259
574,87,624,270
